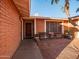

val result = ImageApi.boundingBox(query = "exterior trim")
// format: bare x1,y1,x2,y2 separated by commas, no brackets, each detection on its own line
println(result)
22,19,24,40
34,18,36,34
62,22,64,34
44,20,46,32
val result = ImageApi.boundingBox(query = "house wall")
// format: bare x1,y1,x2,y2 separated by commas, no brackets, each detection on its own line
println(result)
35,18,78,37
36,19,45,33
35,19,64,34
0,0,29,59
63,21,68,31
13,0,30,17
26,0,30,17
35,18,79,39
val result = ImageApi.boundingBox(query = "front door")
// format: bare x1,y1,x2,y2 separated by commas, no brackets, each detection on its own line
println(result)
26,23,32,39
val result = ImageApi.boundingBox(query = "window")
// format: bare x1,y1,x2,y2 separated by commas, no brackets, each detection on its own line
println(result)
46,22,62,33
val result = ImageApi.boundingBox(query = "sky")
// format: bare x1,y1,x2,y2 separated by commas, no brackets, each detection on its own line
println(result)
30,0,79,18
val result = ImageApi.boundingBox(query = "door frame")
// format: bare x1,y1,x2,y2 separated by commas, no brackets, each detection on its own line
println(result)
23,20,34,39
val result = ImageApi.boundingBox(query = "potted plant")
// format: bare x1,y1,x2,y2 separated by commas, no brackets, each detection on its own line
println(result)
64,30,73,39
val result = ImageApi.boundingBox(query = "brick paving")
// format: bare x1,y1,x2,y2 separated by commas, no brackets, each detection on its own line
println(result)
12,38,79,59
37,38,79,59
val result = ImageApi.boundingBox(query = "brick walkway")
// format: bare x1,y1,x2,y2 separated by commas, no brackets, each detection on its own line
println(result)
37,38,79,59
12,38,79,59
12,39,43,59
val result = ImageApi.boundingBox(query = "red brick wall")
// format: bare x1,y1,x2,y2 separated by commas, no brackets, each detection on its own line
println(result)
0,0,22,59
26,0,30,17
36,19,44,33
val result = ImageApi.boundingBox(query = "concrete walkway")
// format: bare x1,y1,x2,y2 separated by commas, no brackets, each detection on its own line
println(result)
12,39,43,59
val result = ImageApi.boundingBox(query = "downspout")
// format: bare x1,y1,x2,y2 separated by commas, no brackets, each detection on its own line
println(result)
20,17,24,40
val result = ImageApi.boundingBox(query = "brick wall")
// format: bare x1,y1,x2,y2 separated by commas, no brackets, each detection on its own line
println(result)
36,19,44,33
0,0,21,59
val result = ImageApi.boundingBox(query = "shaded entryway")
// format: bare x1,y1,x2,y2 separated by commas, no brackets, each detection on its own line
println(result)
23,20,34,39
12,39,43,59
25,23,32,39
